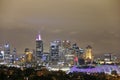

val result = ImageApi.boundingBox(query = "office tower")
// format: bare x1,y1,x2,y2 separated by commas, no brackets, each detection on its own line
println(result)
0,51,4,60
72,43,77,49
104,53,111,61
78,48,85,65
24,48,33,63
24,48,33,68
72,43,80,56
84,45,93,63
3,43,10,63
62,40,71,48
62,40,71,59
72,43,80,65
4,43,10,54
11,48,17,63
50,41,60,61
13,48,17,54
36,33,43,58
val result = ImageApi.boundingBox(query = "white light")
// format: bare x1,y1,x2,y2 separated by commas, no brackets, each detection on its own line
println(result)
1,51,4,54
66,40,70,43
38,34,41,40
36,34,42,41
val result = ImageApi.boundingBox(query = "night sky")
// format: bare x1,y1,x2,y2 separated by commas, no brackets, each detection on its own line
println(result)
0,0,120,57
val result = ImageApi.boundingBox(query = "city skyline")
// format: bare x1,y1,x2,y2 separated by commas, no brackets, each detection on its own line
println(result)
0,0,120,57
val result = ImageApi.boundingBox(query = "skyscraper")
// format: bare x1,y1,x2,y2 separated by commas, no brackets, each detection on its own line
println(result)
0,51,4,60
24,48,33,63
62,40,71,49
4,42,10,63
4,43,10,54
36,33,43,59
11,48,17,63
50,41,60,61
84,45,93,63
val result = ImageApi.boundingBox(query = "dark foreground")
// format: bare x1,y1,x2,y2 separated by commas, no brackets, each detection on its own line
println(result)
0,65,120,80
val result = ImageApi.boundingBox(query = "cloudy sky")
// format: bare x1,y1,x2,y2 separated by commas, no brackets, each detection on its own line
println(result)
0,0,120,57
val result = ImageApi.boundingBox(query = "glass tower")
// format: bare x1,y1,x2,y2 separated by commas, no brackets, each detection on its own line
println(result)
36,33,43,58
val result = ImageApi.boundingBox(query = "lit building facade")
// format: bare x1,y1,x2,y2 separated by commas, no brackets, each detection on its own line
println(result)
50,41,60,61
25,48,33,63
24,48,34,67
104,53,112,62
62,40,71,49
4,43,10,54
11,48,17,64
103,53,116,64
84,45,93,63
0,51,4,60
72,43,85,65
36,33,43,58
4,43,10,63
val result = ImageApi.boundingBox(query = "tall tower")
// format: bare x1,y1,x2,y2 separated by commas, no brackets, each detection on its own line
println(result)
4,43,10,54
36,33,43,59
62,40,71,49
11,48,17,63
50,41,59,61
4,42,10,63
24,48,33,63
84,45,93,63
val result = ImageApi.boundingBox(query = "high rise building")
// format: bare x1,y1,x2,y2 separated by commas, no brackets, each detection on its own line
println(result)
62,40,71,49
4,43,10,54
3,43,10,64
50,41,60,61
84,45,93,63
0,51,4,60
11,48,17,63
24,48,34,67
24,48,33,63
72,43,82,65
36,33,43,58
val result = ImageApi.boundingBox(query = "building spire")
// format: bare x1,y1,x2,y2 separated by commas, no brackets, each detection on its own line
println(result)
36,32,42,41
